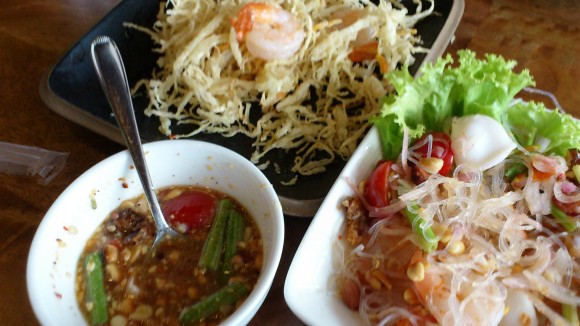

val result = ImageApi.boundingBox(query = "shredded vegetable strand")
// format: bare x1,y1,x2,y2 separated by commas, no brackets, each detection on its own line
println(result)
128,0,433,179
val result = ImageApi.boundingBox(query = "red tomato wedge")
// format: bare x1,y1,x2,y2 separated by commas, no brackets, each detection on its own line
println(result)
162,189,217,231
365,160,393,207
414,132,454,176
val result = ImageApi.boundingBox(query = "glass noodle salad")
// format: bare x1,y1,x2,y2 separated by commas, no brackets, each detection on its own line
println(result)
337,50,580,325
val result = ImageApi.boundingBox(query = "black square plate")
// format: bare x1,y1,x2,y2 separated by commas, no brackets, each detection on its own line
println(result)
40,0,464,216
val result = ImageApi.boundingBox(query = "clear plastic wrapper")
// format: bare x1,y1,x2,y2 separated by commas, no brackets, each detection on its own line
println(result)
0,141,69,184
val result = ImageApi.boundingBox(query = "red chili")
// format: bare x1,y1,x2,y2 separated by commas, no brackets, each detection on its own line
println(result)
364,160,393,207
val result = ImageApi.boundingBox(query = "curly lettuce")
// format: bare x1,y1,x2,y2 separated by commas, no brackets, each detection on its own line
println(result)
506,101,580,156
373,49,579,160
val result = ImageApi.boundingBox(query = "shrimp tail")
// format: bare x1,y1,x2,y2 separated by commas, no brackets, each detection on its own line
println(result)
231,3,273,42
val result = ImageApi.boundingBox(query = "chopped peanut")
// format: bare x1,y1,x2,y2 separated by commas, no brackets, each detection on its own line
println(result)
162,188,183,201
106,264,121,282
371,270,392,290
387,257,400,270
419,157,444,174
365,271,382,290
129,305,153,321
104,244,119,263
110,315,128,326
410,249,424,265
520,313,532,326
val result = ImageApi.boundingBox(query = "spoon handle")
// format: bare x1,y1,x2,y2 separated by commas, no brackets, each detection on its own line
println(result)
90,35,171,234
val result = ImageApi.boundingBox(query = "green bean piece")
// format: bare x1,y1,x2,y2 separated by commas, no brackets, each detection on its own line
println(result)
551,205,578,232
563,304,579,326
199,199,232,271
403,204,438,253
221,211,245,282
504,162,527,181
179,282,250,325
84,252,108,326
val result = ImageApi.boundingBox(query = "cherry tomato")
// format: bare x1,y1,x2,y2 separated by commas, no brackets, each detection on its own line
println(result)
365,160,393,207
162,189,217,231
414,132,454,176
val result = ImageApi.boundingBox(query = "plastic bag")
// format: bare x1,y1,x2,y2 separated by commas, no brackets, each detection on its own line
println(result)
0,141,69,185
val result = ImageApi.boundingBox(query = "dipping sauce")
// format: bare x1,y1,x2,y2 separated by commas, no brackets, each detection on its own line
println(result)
75,186,263,325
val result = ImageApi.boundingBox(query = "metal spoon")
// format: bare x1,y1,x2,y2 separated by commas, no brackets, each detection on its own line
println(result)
90,35,179,249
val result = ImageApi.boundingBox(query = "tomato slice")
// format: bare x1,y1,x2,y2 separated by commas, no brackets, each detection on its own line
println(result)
365,161,392,207
162,189,217,232
414,132,454,176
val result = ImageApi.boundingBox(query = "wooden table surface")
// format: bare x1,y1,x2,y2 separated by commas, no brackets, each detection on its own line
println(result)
1,0,578,325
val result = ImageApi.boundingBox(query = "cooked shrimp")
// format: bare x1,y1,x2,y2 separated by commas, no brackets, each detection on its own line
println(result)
414,267,505,325
230,2,305,61
330,8,388,72
413,268,448,322
330,8,375,47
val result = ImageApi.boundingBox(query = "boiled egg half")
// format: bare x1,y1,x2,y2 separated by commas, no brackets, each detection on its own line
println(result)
451,114,517,171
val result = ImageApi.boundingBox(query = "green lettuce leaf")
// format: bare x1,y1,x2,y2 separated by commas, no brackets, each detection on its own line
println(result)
375,50,536,160
506,101,580,156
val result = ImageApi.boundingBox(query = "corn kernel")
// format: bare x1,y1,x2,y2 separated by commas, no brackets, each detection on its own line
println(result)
407,262,425,282
447,240,466,255
432,224,452,244
543,270,557,283
403,288,419,305
474,257,496,274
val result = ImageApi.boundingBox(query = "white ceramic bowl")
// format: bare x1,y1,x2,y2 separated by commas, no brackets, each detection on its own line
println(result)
27,139,285,326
